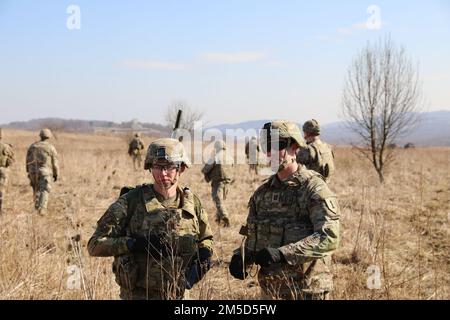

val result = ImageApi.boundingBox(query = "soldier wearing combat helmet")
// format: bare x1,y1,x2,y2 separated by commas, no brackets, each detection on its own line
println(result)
88,138,214,300
25,128,59,215
297,119,335,183
0,128,15,214
229,120,340,300
201,140,233,227
128,133,145,170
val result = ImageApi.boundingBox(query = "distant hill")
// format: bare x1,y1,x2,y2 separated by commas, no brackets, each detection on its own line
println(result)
208,110,450,147
2,117,171,137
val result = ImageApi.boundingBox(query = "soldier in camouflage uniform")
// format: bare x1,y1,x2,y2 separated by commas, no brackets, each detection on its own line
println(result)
296,119,335,183
0,129,15,214
26,129,59,215
128,133,145,170
201,140,233,228
88,138,214,300
245,136,260,175
229,121,340,300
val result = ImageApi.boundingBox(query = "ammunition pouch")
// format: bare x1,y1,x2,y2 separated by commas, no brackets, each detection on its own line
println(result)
112,254,138,290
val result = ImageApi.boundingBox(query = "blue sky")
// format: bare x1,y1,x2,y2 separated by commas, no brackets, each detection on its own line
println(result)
1,0,449,126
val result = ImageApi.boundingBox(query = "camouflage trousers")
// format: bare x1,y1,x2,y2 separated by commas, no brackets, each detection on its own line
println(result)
28,172,52,211
0,167,8,213
114,254,187,300
211,181,229,222
131,150,143,170
258,264,332,300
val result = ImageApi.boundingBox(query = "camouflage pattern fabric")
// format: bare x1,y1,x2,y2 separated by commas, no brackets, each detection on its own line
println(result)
87,184,214,300
242,165,340,299
211,181,229,222
0,141,14,212
245,138,260,174
26,140,59,211
144,138,191,170
202,151,233,225
128,137,145,170
297,137,335,183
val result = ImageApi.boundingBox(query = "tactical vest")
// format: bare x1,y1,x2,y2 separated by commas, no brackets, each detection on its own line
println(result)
113,184,201,294
245,170,334,294
246,172,316,253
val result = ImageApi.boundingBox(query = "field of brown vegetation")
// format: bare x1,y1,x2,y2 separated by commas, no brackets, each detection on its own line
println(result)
0,129,448,299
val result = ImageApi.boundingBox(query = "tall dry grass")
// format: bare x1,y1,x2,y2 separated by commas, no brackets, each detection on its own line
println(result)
0,129,448,299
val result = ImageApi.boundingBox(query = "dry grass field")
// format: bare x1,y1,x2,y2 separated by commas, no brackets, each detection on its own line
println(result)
0,129,449,300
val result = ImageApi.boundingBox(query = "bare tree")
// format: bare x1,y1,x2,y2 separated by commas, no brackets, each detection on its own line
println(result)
341,36,422,183
165,101,204,133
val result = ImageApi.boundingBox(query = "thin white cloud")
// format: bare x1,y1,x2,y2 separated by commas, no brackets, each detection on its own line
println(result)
200,52,267,63
119,59,189,70
313,20,389,42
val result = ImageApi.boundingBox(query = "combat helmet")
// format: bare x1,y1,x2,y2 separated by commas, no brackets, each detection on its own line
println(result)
302,119,320,135
214,140,226,153
144,138,191,170
39,128,52,140
259,120,304,154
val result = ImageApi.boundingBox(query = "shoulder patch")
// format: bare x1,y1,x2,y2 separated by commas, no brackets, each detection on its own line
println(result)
325,198,339,214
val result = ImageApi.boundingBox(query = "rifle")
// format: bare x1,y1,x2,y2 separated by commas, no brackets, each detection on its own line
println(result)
171,109,183,142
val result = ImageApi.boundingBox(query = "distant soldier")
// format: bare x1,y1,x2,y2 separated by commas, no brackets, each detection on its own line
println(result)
128,133,145,170
0,129,15,214
297,119,335,182
245,136,260,175
26,128,59,215
88,138,214,300
201,140,233,227
229,120,340,300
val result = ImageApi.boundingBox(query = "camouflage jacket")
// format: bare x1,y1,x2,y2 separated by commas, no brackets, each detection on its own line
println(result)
201,154,233,184
296,137,334,182
0,142,14,168
128,137,144,154
242,166,340,293
87,184,214,296
26,140,59,176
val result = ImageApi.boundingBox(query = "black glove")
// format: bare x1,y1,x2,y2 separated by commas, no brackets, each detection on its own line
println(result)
53,175,58,182
127,235,169,257
229,253,248,280
255,247,286,268
185,247,212,290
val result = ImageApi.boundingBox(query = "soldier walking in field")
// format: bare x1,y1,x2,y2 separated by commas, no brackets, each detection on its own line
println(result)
88,138,214,300
297,119,335,183
245,136,260,175
26,128,59,215
0,129,15,214
201,140,233,228
229,120,340,300
128,133,145,170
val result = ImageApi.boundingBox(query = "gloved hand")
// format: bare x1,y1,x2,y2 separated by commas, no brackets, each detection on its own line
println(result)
53,175,58,182
127,234,169,257
255,247,286,268
185,247,212,289
229,253,248,280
